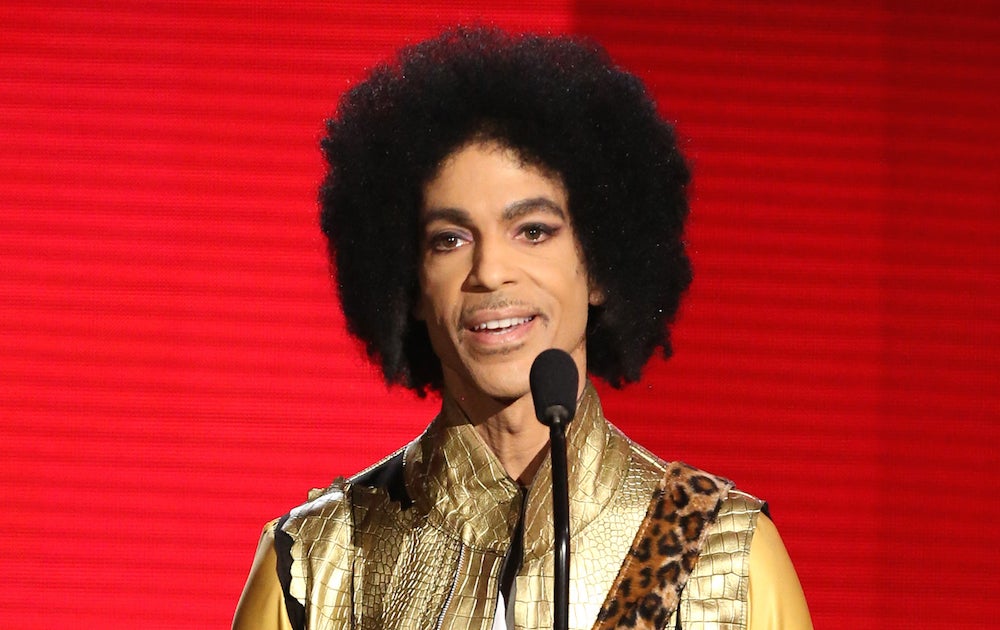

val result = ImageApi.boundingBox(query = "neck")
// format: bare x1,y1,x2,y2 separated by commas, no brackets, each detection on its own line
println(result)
473,396,551,485
447,387,551,485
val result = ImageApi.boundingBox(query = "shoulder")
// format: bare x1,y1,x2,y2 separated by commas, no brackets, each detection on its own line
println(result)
279,445,409,542
278,477,353,544
676,483,767,627
697,486,768,559
691,490,813,629
267,451,410,630
694,487,766,576
716,488,768,532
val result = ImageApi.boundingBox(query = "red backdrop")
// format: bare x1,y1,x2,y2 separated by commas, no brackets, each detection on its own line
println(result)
2,2,997,628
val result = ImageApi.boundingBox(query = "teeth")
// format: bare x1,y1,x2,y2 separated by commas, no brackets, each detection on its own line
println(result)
473,316,532,332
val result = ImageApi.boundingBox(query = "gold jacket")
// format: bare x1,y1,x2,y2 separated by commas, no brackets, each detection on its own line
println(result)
234,385,812,630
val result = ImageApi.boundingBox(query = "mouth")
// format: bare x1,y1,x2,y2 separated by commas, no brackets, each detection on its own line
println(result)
462,310,540,350
468,316,536,333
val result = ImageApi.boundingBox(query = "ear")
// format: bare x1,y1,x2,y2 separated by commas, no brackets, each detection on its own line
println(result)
588,284,606,306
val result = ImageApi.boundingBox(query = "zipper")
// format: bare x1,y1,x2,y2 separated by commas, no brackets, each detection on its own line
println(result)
434,542,466,630
435,487,524,630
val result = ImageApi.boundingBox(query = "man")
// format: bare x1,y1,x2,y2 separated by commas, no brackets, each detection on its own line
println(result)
234,27,812,630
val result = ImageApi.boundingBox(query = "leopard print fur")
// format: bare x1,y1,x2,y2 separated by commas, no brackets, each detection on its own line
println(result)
593,462,732,630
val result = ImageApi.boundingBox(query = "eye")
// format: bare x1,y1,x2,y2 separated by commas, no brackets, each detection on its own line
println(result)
428,231,469,252
518,222,556,243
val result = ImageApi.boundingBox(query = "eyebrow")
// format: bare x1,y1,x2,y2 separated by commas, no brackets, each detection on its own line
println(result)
502,197,566,222
421,197,566,228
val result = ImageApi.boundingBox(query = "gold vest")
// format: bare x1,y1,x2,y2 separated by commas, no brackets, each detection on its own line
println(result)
275,384,763,630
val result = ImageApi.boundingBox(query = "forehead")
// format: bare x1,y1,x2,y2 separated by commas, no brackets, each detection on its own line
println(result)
421,141,567,218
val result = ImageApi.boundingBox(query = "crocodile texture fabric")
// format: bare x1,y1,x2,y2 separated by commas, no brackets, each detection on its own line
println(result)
274,383,763,630
677,491,761,630
595,463,735,630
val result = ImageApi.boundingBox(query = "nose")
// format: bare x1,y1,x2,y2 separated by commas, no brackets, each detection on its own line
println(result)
465,234,516,291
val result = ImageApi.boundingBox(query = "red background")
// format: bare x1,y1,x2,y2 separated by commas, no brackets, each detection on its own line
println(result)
2,2,997,628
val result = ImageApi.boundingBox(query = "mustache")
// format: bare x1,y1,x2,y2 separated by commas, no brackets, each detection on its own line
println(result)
456,297,540,332
459,297,533,319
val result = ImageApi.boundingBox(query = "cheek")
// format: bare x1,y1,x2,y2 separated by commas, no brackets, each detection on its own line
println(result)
420,256,469,306
416,279,456,327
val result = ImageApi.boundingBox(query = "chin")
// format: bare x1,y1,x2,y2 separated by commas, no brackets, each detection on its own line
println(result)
474,372,531,402
449,360,532,403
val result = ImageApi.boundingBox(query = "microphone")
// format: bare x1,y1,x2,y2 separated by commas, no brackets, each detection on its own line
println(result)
529,348,578,630
529,348,579,427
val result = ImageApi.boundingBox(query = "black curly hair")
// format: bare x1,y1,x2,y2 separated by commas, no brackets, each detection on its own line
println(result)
320,26,692,395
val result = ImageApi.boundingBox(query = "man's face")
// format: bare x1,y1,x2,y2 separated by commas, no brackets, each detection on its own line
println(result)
416,141,601,407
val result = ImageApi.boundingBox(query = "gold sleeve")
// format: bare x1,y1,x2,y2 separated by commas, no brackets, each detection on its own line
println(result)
747,515,813,630
232,522,293,630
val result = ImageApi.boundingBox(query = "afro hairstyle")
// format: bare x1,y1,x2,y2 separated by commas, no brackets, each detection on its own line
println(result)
319,26,692,395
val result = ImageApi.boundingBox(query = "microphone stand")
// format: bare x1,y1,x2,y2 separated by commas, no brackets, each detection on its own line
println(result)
529,348,578,630
548,409,571,630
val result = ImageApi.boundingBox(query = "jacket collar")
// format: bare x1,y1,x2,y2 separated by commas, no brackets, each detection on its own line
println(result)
403,381,631,554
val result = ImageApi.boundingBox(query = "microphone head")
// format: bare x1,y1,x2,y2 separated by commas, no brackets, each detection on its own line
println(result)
529,348,579,426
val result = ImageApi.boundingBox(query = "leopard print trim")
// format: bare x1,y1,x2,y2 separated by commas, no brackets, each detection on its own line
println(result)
593,462,733,630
